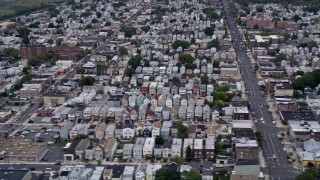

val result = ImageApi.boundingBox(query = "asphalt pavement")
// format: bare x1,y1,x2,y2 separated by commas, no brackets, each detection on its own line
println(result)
222,0,300,179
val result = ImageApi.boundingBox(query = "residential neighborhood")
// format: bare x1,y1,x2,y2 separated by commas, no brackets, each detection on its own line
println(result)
1,0,320,179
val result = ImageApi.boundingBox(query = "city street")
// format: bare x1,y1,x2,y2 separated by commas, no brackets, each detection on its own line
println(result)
223,0,300,179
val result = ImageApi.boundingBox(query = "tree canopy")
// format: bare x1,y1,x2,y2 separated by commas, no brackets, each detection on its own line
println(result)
207,39,220,49
172,40,191,50
4,48,19,60
177,121,188,139
122,26,137,38
155,168,181,180
292,70,320,91
79,76,96,86
181,171,201,180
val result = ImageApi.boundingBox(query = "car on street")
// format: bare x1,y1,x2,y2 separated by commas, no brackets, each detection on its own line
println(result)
215,164,224,168
41,158,48,161
55,161,61,165
47,141,54,145
36,137,45,142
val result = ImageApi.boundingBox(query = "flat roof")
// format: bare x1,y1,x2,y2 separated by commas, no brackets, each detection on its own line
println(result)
0,170,29,179
280,111,316,121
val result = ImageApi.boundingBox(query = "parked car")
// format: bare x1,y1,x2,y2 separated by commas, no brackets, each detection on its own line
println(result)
54,161,61,165
41,158,48,161
47,141,54,145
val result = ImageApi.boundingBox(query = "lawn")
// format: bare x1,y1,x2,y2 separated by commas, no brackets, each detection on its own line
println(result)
0,0,60,20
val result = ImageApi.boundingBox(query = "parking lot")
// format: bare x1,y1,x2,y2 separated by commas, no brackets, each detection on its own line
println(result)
8,126,65,163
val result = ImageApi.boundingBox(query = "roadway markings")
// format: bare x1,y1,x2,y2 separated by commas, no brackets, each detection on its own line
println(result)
269,134,280,166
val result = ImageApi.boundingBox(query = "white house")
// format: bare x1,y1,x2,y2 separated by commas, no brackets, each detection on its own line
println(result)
143,137,155,157
171,138,183,157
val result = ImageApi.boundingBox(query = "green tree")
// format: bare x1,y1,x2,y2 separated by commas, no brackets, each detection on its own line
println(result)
155,136,164,145
179,54,194,64
141,26,150,33
122,26,137,38
293,15,302,22
124,68,135,77
185,145,193,162
170,156,185,165
207,39,220,49
4,48,19,60
307,40,318,50
181,171,201,180
177,121,188,139
172,40,190,50
204,27,214,36
96,89,104,94
105,21,111,26
155,168,181,180
47,39,54,45
128,54,142,69
296,171,316,180
200,74,209,84
296,71,305,76
97,64,107,76
79,76,96,86
170,77,180,86
283,33,291,41
119,47,128,55
96,11,102,18
253,23,259,29
92,19,99,23
293,90,301,98
256,6,264,12
191,38,196,44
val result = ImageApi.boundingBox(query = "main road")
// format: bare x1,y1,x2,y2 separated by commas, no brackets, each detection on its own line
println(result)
222,1,300,179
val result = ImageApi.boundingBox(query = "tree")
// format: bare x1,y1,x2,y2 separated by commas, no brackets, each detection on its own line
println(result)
124,68,135,78
79,76,96,86
17,27,31,44
296,71,305,76
123,26,137,38
128,54,142,69
56,29,64,35
181,171,201,180
293,14,302,22
177,121,188,138
47,39,54,45
179,54,194,64
172,40,190,50
141,26,150,33
105,21,111,26
296,171,316,180
191,38,196,44
96,89,104,94
256,6,264,12
204,27,214,36
207,39,220,49
97,64,106,76
96,11,102,18
282,33,291,41
170,77,180,86
92,19,99,23
200,74,209,84
4,48,19,60
170,156,185,165
185,146,192,162
293,90,301,98
155,168,181,180
307,40,318,50
155,136,164,145
253,23,259,29
118,47,128,56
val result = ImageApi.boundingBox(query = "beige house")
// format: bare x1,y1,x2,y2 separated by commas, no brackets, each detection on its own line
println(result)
274,83,293,97
95,123,108,140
